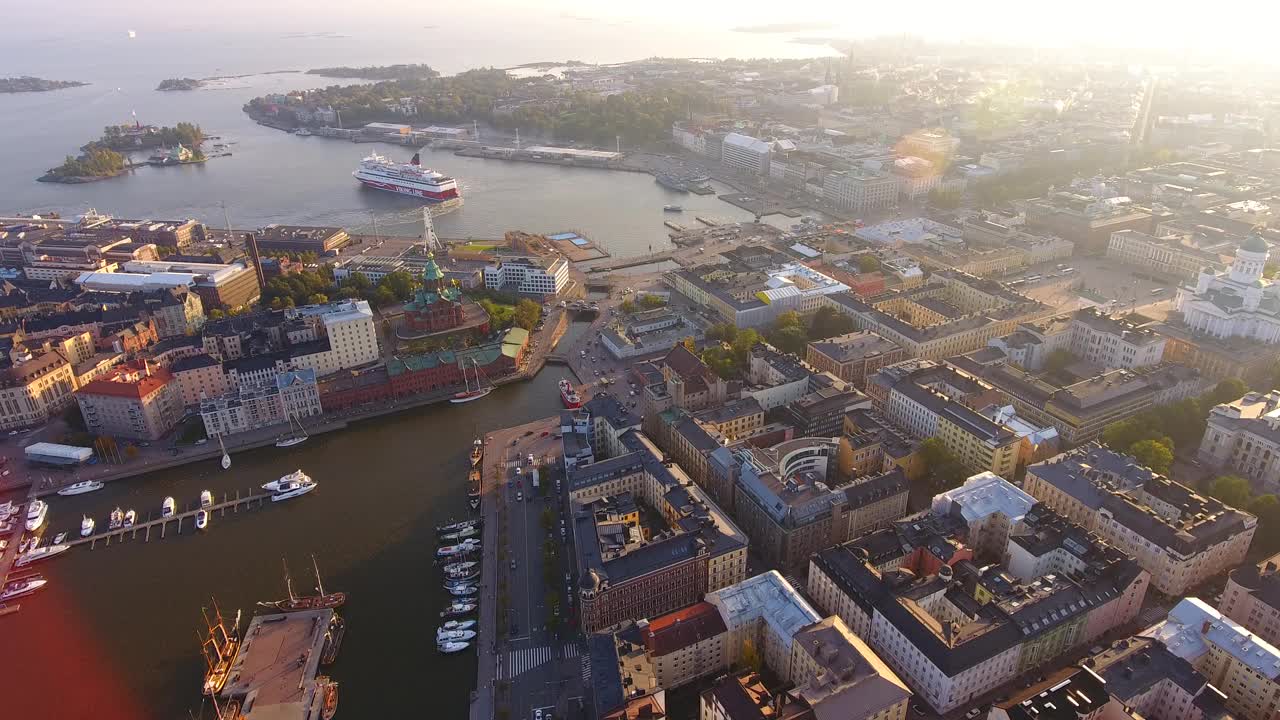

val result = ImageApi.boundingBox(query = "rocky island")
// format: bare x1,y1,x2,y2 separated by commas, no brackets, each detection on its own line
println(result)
156,77,204,91
306,64,439,80
38,146,129,183
1,76,88,93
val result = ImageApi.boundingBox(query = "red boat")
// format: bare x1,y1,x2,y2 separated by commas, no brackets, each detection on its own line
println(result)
257,557,346,613
559,379,582,408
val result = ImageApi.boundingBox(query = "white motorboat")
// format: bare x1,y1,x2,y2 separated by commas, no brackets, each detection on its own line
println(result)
439,602,476,617
262,469,313,492
162,496,176,518
200,490,213,508
442,561,477,574
15,543,70,567
0,577,48,601
28,534,39,549
447,584,478,597
109,507,124,529
439,526,479,541
441,620,476,631
57,480,104,496
196,509,209,529
438,641,471,654
123,510,137,528
80,515,95,537
436,628,477,642
436,539,480,558
25,499,47,531
53,532,67,544
270,480,317,502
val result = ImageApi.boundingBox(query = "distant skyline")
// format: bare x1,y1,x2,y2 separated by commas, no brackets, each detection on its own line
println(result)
8,1,1280,62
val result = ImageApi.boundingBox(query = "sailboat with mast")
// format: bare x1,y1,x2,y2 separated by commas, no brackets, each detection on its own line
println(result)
199,600,242,697
450,357,493,404
218,435,231,470
275,414,309,448
257,557,346,613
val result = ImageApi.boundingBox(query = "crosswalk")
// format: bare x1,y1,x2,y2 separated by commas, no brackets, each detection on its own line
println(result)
498,643,581,680
580,656,591,685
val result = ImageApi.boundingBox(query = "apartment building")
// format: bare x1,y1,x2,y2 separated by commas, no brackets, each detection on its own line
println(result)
788,616,911,720
706,571,822,680
75,364,183,440
636,602,730,691
482,255,570,297
1107,229,1227,281
1025,444,1257,595
721,133,771,174
0,350,78,431
1068,308,1167,370
1146,598,1280,720
287,300,380,378
1084,636,1231,720
824,169,900,213
170,354,231,408
744,344,812,410
806,331,907,389
1221,553,1280,649
199,369,322,439
782,386,874,437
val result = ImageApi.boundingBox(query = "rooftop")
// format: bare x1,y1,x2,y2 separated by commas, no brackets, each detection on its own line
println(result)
706,571,821,651
1145,597,1280,678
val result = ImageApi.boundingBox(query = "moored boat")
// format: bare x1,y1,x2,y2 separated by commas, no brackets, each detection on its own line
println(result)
438,640,471,654
53,532,67,545
320,614,346,665
195,510,209,530
436,627,477,642
436,538,480,558
257,557,346,613
470,438,483,467
442,560,478,574
262,469,312,492
25,500,47,532
200,603,241,697
123,509,136,528
270,480,317,502
559,378,582,408
80,515,95,537
0,576,47,601
447,584,478,597
440,601,477,618
441,619,476,631
436,520,481,537
57,480,104,496
162,496,176,518
200,490,213,508
15,543,69,567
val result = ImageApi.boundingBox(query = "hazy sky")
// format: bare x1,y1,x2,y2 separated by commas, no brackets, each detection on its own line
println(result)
12,0,1280,54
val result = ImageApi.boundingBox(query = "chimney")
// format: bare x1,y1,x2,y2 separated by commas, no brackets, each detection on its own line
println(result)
244,232,267,291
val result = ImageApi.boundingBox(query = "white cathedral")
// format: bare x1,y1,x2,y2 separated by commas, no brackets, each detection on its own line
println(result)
1174,234,1280,343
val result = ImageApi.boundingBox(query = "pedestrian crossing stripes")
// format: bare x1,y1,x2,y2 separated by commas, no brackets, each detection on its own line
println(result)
581,656,591,685
498,643,581,680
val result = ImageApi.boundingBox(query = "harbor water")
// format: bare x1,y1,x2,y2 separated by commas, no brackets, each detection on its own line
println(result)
0,325,592,718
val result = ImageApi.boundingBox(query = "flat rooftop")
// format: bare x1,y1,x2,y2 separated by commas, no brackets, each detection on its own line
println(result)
221,608,334,718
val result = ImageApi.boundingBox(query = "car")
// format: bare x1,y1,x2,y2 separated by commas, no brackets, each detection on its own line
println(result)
511,439,519,446
541,430,549,437
536,709,544,720
516,491,523,502
965,710,982,720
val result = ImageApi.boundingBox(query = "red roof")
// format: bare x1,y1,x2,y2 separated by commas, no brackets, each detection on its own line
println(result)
76,368,173,399
643,601,727,657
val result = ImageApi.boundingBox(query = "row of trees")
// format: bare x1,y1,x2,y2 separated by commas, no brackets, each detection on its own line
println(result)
1100,378,1248,475
261,267,421,309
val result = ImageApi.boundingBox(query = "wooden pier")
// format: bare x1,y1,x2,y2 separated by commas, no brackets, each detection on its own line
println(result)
69,488,274,550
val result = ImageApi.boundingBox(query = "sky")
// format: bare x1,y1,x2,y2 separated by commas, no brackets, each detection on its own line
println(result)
9,0,1280,57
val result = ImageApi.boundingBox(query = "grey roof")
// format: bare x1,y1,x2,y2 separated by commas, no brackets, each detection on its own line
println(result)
588,633,625,718
585,394,641,430
170,354,220,373
697,397,764,425
843,468,908,508
807,331,903,364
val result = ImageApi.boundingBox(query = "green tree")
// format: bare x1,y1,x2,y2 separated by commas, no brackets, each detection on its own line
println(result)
306,293,329,305
619,299,636,314
1128,438,1173,475
769,325,808,355
856,255,881,273
681,337,696,353
1208,378,1247,406
639,294,667,309
380,270,420,301
208,308,225,320
809,305,855,340
740,638,762,673
513,299,542,330
371,286,397,307
1209,474,1253,508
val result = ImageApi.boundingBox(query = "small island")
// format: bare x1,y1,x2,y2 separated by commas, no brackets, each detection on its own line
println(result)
305,64,439,80
156,77,204,91
1,76,88,93
39,146,129,183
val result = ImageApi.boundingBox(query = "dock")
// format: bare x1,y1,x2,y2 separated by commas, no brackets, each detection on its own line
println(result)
219,607,337,718
663,221,687,232
69,488,274,550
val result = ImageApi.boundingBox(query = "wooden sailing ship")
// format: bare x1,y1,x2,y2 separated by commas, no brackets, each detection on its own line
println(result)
199,600,241,697
257,557,346,613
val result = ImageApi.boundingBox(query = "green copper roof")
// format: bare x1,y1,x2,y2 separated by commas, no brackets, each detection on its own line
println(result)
422,251,445,282
1242,234,1269,254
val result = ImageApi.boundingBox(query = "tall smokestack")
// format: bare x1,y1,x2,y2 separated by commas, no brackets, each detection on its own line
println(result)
244,232,267,291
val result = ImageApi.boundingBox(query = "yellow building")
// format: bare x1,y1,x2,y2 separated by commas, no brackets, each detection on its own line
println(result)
936,403,1020,478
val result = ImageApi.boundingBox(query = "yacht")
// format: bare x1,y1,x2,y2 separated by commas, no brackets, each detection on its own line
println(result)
441,620,476,631
439,601,476,618
80,515,95,537
196,509,209,530
436,520,481,537
442,560,478,574
15,543,70,567
25,499,47,531
663,204,684,212
162,497,176,518
263,469,312,492
439,526,478,541
123,510,136,528
0,576,47,601
108,507,124,530
447,584,478,597
200,490,213,508
57,480,104,496
444,567,480,582
270,479,317,502
438,641,471,654
436,538,480,558
436,628,477,642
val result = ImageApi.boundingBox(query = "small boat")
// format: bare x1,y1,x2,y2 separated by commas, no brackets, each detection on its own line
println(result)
437,628,477,642
438,641,471,654
80,515,95,537
470,444,483,468
295,128,312,137
17,537,32,554
440,526,479,541
451,358,493,404
275,415,309,448
200,490,213,508
201,603,241,697
109,507,124,529
123,510,136,528
25,500,47,532
271,481,317,502
57,480,104,496
447,584,478,597
196,510,209,530
469,497,480,511
15,543,69,567
263,469,312,492
437,539,480,558
320,614,346,665
319,677,338,720
441,619,476,631
28,534,39,550
53,532,67,545
663,204,684,212
444,568,480,582
437,520,481,536
442,560,478,574
0,577,47,601
440,602,476,618
219,435,231,470
162,496,176,518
